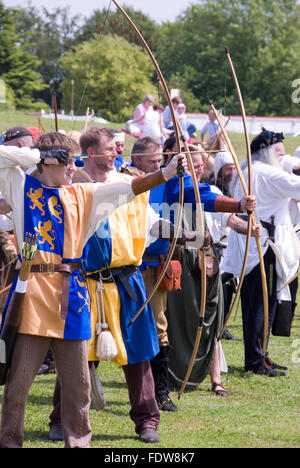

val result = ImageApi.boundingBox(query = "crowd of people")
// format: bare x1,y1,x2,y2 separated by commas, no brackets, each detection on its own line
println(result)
0,106,299,448
125,94,196,144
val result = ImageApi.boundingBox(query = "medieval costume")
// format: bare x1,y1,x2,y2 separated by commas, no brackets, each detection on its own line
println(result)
165,178,224,390
86,172,161,438
0,145,139,448
222,129,300,375
48,169,162,443
164,172,244,390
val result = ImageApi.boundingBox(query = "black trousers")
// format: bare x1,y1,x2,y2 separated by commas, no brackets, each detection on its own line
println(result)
241,247,277,371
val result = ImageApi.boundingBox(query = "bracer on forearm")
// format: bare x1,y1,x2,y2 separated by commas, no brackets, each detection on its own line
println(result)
214,196,241,213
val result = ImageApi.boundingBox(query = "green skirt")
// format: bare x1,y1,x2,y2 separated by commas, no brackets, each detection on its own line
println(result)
166,246,224,391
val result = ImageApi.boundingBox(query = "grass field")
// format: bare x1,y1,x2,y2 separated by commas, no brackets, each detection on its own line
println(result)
0,111,299,448
1,110,300,160
0,310,299,449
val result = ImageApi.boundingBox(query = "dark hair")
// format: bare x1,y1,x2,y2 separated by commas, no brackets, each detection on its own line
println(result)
163,134,176,153
36,132,80,155
131,136,161,156
153,103,164,112
80,126,114,154
172,97,182,104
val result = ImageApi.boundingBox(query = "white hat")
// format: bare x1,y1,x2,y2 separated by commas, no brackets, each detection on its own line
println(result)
213,151,235,180
293,146,300,158
114,132,125,143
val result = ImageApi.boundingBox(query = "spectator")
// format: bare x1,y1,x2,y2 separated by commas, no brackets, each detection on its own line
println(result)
142,104,170,143
132,94,155,132
163,96,181,130
201,110,221,150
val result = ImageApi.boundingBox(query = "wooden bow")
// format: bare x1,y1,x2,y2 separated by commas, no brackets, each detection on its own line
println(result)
215,49,269,358
112,3,208,389
176,119,207,400
111,0,185,327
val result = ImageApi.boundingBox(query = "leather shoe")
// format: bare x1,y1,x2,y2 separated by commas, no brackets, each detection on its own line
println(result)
253,361,286,377
159,396,178,412
139,428,160,443
49,424,63,441
265,357,288,371
211,382,229,397
222,329,241,341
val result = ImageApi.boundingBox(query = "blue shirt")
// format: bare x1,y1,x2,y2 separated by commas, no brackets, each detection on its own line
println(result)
114,155,127,169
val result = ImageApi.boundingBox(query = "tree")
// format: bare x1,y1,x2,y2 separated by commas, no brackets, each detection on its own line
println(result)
75,5,161,54
157,0,300,116
14,4,82,107
0,3,47,109
59,35,157,122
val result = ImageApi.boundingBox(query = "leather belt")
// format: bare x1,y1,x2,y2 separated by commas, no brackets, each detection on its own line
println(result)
31,262,82,321
142,255,161,263
88,266,139,301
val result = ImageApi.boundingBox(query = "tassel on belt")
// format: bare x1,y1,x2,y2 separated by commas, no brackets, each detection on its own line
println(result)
87,266,139,301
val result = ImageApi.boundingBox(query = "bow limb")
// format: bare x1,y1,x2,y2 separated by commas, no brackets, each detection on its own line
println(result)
224,49,269,357
209,104,253,340
210,102,268,353
111,1,184,327
173,119,207,400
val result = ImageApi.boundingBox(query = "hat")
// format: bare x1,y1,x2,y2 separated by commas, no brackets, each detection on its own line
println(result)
114,132,125,143
293,146,300,158
250,128,284,154
3,126,32,143
26,126,41,141
213,151,235,180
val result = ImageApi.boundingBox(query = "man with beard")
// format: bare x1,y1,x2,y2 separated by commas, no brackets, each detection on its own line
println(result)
222,129,300,376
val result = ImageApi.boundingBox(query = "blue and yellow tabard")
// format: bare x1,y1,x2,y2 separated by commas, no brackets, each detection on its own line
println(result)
86,191,159,365
15,174,94,339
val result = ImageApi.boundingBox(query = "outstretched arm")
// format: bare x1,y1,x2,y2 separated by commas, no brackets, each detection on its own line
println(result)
214,195,256,213
131,154,187,195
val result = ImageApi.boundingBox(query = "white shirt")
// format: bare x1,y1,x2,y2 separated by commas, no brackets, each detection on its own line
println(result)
142,109,162,141
205,185,231,245
0,192,13,231
0,146,136,253
222,161,300,299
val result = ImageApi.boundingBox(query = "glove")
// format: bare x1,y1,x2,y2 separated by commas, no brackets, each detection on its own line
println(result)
161,154,187,181
181,231,211,248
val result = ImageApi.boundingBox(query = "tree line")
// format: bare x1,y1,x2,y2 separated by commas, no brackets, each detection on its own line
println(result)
0,0,299,121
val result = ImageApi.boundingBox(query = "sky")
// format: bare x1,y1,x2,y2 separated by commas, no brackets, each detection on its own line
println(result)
4,0,196,23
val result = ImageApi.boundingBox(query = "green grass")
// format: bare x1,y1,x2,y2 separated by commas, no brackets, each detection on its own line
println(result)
0,111,299,448
1,110,300,162
0,304,299,448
